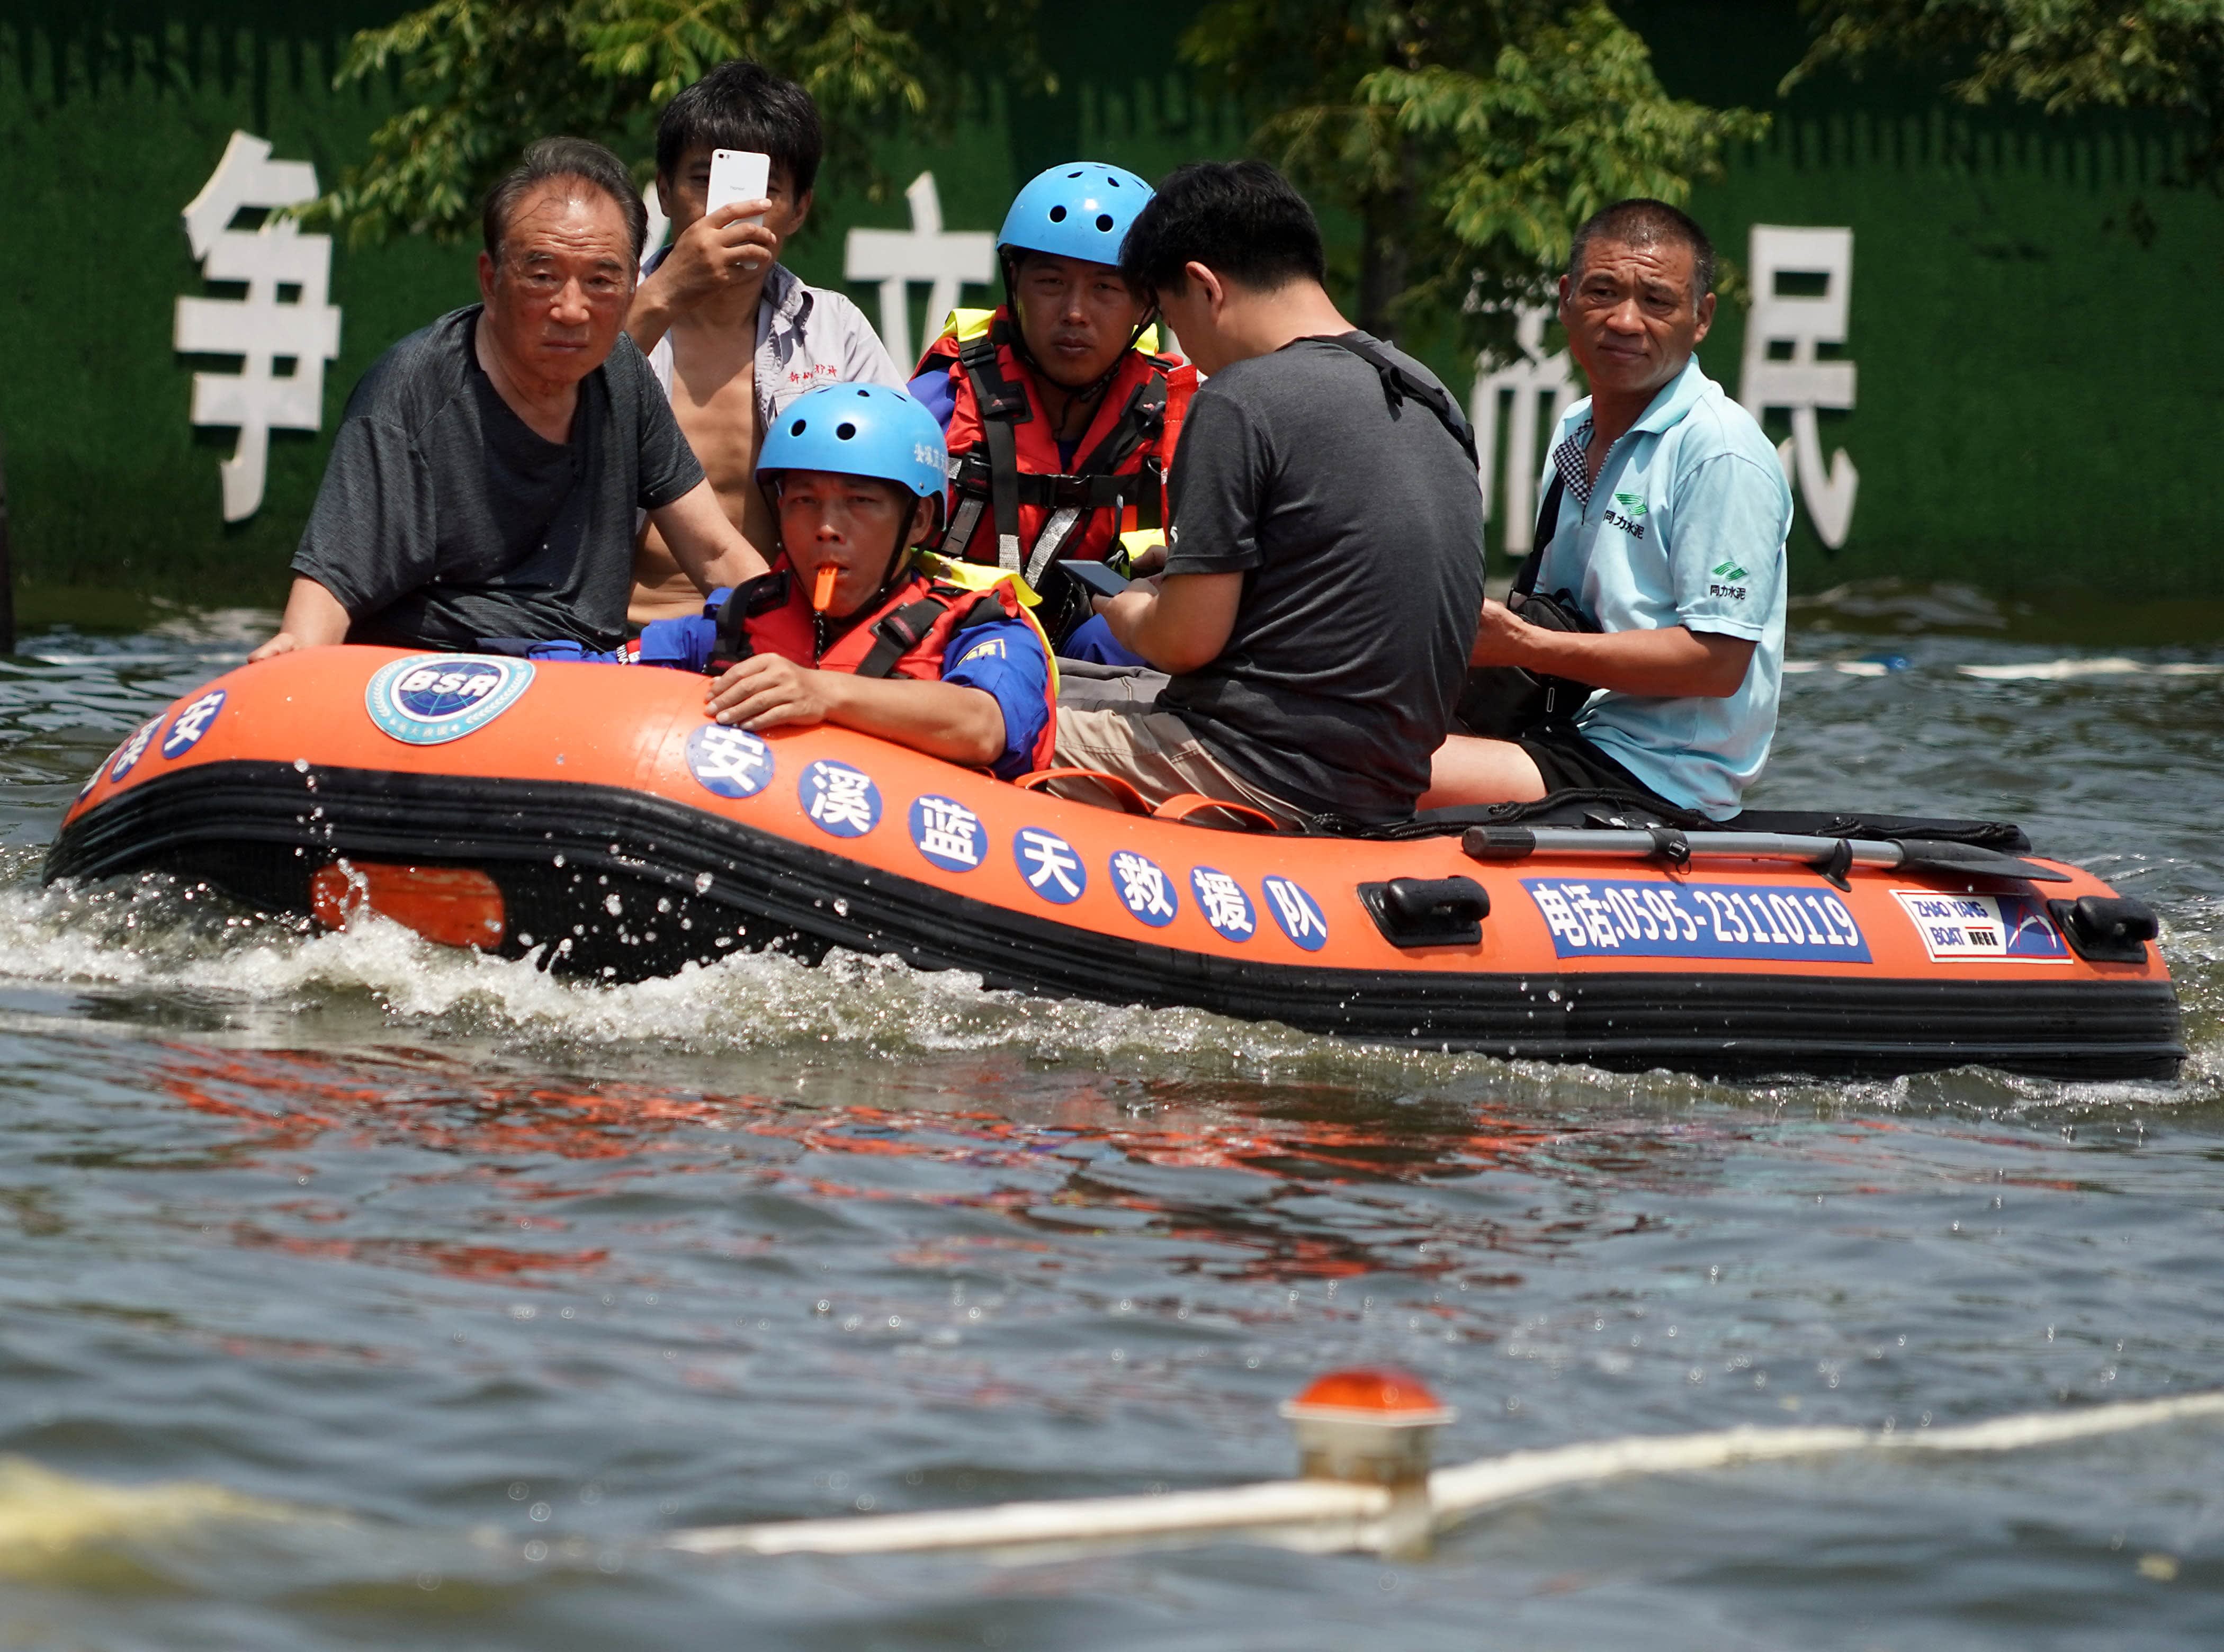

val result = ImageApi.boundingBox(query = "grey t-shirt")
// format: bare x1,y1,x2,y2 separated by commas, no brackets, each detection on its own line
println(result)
292,306,705,651
1157,334,1484,822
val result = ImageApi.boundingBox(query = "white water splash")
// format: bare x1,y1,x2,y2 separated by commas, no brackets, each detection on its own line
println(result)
0,861,1500,1089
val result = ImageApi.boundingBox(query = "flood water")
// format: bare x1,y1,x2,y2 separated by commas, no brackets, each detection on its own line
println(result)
2,587,2221,1648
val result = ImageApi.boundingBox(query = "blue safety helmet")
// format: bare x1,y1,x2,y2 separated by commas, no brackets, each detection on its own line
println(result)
997,163,1154,267
756,383,947,501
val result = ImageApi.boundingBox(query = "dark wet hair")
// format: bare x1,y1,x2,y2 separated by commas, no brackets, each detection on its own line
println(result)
1118,159,1327,297
1568,199,1716,304
656,60,823,197
482,137,649,265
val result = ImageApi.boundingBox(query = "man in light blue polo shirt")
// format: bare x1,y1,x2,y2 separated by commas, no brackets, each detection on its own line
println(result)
1428,200,1792,821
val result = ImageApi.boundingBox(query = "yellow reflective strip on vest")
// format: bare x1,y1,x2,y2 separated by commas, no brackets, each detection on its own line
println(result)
931,309,1162,357
933,308,998,348
910,551,1060,701
914,551,1039,607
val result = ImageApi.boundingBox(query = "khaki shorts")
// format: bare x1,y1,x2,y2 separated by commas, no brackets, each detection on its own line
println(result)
1048,704,1315,831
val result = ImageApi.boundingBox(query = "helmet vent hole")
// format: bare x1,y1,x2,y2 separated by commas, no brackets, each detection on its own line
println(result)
789,418,806,435
1096,213,1114,232
1066,169,1084,177
1047,205,1067,223
836,421,857,441
856,387,871,396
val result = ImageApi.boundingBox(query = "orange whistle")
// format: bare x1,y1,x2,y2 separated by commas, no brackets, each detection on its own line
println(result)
812,563,839,613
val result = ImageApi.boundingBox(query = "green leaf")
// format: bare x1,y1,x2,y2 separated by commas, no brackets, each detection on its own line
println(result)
313,0,1046,245
1182,0,1765,352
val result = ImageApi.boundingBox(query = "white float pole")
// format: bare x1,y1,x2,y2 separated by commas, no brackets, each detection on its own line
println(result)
661,1380,2224,1563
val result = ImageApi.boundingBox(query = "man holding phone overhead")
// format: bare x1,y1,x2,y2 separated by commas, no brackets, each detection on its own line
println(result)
625,61,903,625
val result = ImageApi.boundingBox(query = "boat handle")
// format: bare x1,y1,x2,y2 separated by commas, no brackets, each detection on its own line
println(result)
1012,767,1154,816
1153,793,1281,833
2048,895,2159,964
1358,876,1489,948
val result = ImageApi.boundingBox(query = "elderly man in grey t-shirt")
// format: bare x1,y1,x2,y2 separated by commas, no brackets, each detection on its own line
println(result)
250,137,767,662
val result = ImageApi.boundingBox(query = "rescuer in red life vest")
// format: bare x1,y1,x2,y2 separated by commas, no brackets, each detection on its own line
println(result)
907,163,1197,658
651,383,1056,776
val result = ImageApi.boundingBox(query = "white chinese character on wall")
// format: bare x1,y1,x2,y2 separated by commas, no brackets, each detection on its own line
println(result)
1469,308,1581,562
1738,226,1858,550
173,131,343,522
844,172,996,369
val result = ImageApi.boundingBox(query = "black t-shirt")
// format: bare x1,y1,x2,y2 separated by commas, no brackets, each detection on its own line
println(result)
1156,333,1484,822
292,306,705,651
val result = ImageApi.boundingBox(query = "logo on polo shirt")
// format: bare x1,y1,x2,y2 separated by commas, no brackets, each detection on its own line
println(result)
1709,558,1751,601
1712,559,1748,581
1602,493,1648,540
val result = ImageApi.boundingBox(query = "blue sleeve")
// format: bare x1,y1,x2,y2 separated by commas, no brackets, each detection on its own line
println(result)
635,614,719,671
1667,454,1790,642
908,369,957,430
1061,613,1149,667
939,616,1049,778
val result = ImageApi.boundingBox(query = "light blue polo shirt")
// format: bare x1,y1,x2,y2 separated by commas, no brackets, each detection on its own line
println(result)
1535,358,1792,820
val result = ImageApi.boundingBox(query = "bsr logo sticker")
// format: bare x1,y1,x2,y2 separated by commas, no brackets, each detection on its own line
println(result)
400,666,506,715
366,655,536,746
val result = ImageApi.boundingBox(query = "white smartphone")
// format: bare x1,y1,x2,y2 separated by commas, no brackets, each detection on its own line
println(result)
705,148,770,223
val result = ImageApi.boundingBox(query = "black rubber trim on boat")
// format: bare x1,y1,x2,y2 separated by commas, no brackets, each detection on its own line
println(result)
46,761,2185,1081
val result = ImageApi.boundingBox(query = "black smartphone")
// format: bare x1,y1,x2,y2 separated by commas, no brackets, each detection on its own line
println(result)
1060,559,1132,599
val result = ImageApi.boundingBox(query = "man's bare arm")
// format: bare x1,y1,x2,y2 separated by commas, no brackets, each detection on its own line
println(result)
706,656,1006,768
1470,599,1754,698
1095,570,1244,675
625,202,780,355
647,480,773,592
248,577,352,662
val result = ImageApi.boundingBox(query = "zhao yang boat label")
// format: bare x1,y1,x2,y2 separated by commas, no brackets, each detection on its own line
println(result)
1891,890,2069,963
1523,877,1872,962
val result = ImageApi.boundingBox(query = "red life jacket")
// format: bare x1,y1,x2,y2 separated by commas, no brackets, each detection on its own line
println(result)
725,554,1059,771
914,309,1197,586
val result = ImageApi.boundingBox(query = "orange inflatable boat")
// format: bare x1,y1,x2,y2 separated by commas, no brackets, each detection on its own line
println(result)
46,648,2182,1081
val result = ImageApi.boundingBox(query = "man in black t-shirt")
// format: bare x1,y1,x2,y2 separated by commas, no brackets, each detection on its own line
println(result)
1051,162,1482,827
251,138,768,661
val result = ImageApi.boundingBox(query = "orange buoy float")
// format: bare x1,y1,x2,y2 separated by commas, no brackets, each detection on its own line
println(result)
45,646,2182,1080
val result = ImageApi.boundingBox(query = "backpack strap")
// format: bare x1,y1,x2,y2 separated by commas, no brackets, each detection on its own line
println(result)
853,596,955,679
707,569,793,673
1508,469,1568,600
946,457,1135,513
848,585,1014,680
1022,368,1170,585
943,339,1173,579
1311,333,1479,467
944,328,1030,570
950,594,1009,632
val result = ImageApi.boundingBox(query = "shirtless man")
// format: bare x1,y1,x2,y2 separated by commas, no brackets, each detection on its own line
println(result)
623,60,902,624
